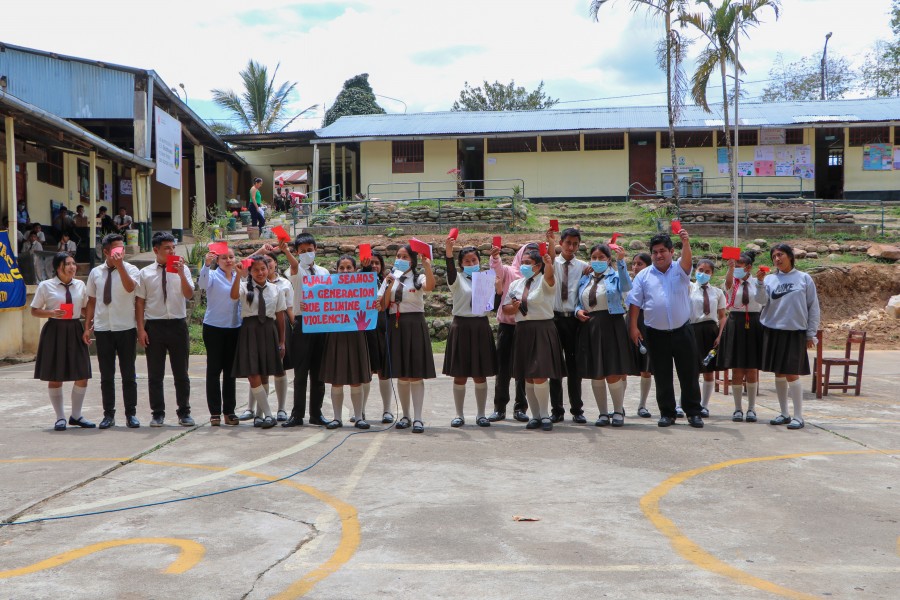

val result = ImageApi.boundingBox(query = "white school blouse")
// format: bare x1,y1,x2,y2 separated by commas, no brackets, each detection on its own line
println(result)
724,278,765,313
552,255,588,312
273,276,294,311
85,261,141,331
380,272,427,314
505,274,554,322
689,282,727,324
449,273,491,318
135,262,194,320
31,277,87,318
238,280,287,320
579,276,610,313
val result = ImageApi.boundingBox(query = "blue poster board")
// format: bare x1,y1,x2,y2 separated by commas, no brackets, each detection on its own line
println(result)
0,231,27,311
300,271,379,333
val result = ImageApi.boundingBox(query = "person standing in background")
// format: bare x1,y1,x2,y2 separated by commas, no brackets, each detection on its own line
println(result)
248,177,266,230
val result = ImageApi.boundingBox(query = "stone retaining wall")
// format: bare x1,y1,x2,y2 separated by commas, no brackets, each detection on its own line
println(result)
308,201,528,227
681,210,855,224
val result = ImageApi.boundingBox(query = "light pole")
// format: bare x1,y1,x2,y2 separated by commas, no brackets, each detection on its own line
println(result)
820,32,832,101
374,94,407,113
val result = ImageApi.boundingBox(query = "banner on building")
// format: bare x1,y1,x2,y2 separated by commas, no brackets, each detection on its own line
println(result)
0,231,27,311
719,144,814,179
300,271,379,333
154,107,182,189
760,128,787,145
863,143,893,171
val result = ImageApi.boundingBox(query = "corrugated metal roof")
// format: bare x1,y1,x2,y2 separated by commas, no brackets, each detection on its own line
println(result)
315,97,900,141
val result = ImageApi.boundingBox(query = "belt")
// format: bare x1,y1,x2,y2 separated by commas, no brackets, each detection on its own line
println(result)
648,320,690,333
554,311,576,318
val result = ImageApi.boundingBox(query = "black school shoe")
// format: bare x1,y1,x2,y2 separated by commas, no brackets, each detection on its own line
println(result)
572,414,587,424
658,416,676,427
687,415,704,428
99,417,115,429
487,411,505,422
69,416,96,428
513,410,530,422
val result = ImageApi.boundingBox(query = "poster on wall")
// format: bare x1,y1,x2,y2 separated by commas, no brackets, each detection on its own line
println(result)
894,147,900,170
755,146,775,162
760,128,787,145
754,161,776,177
793,164,815,179
863,143,893,171
119,179,133,196
716,148,729,173
721,145,813,178
737,162,754,176
154,107,182,189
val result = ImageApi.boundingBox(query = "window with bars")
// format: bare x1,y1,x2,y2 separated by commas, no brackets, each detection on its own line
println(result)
391,140,424,173
541,135,580,152
37,149,64,188
848,126,890,147
785,128,805,145
584,132,625,151
487,137,538,153
719,129,759,146
659,130,714,148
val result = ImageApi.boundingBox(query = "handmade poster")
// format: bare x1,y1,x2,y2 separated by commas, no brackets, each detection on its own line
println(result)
754,161,776,177
301,271,379,333
737,162,754,176
894,147,900,170
0,231,27,311
776,147,795,163
471,269,497,313
793,164,815,180
755,146,775,162
795,146,812,165
716,148,730,174
863,144,893,171
775,161,794,177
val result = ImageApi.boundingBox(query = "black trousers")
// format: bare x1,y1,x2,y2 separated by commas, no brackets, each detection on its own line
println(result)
95,328,138,418
202,324,240,416
249,203,265,228
291,320,326,420
550,314,583,417
645,322,702,419
144,319,191,419
493,323,527,413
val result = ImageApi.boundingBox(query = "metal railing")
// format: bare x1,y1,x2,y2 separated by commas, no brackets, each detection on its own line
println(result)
289,184,341,235
629,176,806,202
366,178,525,203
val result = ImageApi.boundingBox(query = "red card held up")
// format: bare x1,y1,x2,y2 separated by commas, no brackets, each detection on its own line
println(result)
448,228,459,240
722,246,742,260
166,255,180,273
492,236,502,248
359,243,372,260
209,242,229,255
272,225,291,242
60,303,74,319
609,232,621,244
241,258,254,269
759,266,771,273
670,220,682,234
549,219,559,232
408,238,433,260
539,242,548,256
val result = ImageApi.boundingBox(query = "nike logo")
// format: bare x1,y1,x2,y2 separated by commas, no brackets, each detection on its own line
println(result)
771,283,797,300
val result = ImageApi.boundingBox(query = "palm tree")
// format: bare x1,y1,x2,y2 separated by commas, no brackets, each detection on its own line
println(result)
210,60,317,134
590,1,691,204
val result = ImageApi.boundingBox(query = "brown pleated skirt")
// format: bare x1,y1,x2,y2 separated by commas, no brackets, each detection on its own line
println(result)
693,320,721,373
320,331,372,385
232,318,286,378
34,319,92,382
577,310,638,379
512,319,567,380
442,316,497,377
718,312,763,370
366,311,387,373
383,311,436,379
630,309,652,374
761,327,811,375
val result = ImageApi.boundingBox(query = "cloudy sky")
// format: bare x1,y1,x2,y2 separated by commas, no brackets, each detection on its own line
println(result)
3,0,895,130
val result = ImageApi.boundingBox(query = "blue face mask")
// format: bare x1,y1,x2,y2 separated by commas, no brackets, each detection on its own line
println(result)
733,267,746,280
591,260,609,274
463,265,480,275
394,259,410,273
696,272,711,285
519,265,534,279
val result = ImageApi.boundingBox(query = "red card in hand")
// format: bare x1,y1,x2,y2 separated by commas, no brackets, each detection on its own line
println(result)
272,225,291,242
449,228,459,240
241,258,253,269
60,303,74,319
493,236,502,248
209,242,228,255
166,255,179,273
609,232,621,245
549,219,559,232
359,243,372,260
671,220,682,234
539,242,548,256
722,246,741,260
408,238,433,260
759,266,771,273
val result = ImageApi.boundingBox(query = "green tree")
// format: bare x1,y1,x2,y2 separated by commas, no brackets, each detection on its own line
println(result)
591,1,691,204
323,73,386,127
210,60,316,134
451,80,558,111
760,53,854,102
859,1,900,97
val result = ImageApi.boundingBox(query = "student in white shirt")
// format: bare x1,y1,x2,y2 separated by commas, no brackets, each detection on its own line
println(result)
502,247,564,431
83,234,141,429
30,253,94,431
57,231,77,255
135,232,195,427
380,244,436,433
230,256,286,429
689,259,728,417
267,253,295,422
442,236,497,428
361,251,394,424
30,223,47,244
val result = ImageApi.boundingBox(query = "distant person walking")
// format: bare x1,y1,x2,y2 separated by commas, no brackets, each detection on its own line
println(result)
248,177,266,229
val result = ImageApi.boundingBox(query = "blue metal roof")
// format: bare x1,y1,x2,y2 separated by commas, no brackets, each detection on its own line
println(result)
315,97,900,141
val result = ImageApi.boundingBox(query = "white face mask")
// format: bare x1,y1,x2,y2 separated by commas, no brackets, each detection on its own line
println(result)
298,252,315,267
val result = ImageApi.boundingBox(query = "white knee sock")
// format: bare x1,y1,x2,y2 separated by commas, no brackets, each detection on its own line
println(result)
608,379,626,414
591,380,608,415
379,377,392,413
474,382,488,419
453,384,466,418
534,381,550,419
350,386,363,421
274,376,287,412
775,377,789,417
252,385,271,418
70,384,87,419
361,382,370,415
525,382,539,420
331,386,344,421
789,379,804,420
248,385,257,414
747,381,758,412
397,380,411,419
49,387,64,420
732,382,743,412
701,380,714,408
639,376,652,408
411,380,425,422
263,381,271,396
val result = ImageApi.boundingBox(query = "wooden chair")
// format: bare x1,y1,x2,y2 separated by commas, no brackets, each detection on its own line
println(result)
821,330,867,396
714,369,730,395
810,330,824,399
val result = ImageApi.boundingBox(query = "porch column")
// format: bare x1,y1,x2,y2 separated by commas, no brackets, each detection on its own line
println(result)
171,184,183,242
312,144,320,212
349,149,357,199
194,144,206,222
89,150,97,267
330,142,337,202
4,116,17,255
341,145,347,200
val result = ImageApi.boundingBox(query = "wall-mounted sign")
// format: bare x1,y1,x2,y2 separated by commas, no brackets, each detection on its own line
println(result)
154,107,182,189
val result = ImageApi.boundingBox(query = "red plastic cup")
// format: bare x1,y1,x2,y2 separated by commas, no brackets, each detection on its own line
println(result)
166,255,179,273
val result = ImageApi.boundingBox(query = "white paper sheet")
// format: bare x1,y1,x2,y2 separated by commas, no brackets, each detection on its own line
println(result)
471,269,496,313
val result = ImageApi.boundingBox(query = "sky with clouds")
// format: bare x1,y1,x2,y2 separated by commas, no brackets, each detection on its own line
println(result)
2,0,895,130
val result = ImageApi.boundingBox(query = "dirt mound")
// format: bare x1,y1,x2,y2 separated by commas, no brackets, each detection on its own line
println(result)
812,263,900,349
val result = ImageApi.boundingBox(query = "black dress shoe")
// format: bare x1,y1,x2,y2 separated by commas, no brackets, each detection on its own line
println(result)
513,410,530,422
658,416,676,427
282,415,304,428
99,417,115,429
69,416,96,428
525,419,541,430
572,414,587,424
487,411,505,422
687,415,704,428
310,415,331,427
126,415,141,428
550,414,564,423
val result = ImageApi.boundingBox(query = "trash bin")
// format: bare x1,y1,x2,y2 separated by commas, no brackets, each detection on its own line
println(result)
125,229,139,246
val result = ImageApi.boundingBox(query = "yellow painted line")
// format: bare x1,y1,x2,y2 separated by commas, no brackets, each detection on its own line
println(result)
641,449,900,600
0,538,204,579
287,562,900,574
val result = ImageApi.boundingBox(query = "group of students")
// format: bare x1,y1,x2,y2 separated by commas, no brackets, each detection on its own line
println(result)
30,225,820,434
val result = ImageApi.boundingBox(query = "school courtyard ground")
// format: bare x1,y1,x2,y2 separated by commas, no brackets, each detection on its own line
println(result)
0,352,898,599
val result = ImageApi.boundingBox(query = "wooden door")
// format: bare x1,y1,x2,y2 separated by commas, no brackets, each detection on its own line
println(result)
629,133,657,199
15,162,26,204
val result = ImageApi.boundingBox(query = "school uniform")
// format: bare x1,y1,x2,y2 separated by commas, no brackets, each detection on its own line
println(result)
689,281,727,373
442,259,497,378
289,264,329,421
320,330,372,386
232,279,286,378
759,269,821,375
488,252,528,416
86,260,141,418
199,266,241,416
575,260,637,379
550,254,587,418
717,278,767,370
504,273,566,380
32,277,92,382
381,271,436,379
135,261,194,420
274,275,294,370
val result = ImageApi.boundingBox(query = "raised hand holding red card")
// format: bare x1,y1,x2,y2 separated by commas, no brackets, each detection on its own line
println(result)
493,235,502,248
549,219,559,232
670,220,682,234
408,238,433,260
449,228,459,240
272,225,291,242
359,243,372,260
722,246,741,260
